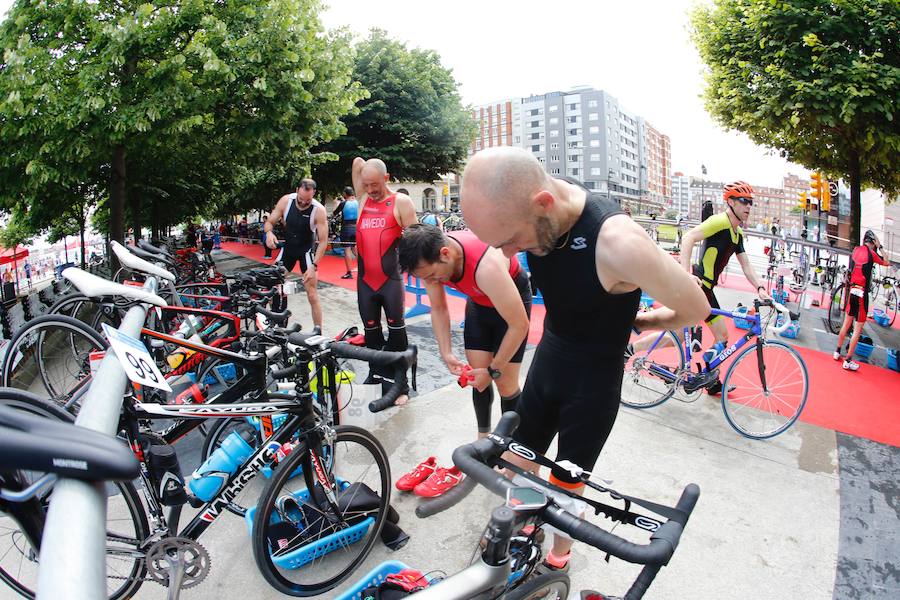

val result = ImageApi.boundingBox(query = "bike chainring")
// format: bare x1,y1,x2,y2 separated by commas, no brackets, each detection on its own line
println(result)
145,536,211,590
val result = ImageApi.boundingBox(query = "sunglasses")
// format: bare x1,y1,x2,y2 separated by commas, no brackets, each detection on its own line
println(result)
734,197,753,206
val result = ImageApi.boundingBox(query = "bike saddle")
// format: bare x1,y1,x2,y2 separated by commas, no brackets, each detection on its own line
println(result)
0,406,139,481
137,239,174,259
334,326,359,341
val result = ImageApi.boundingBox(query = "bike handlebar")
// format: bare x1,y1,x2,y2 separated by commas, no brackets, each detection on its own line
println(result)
452,412,700,566
287,331,416,412
756,298,792,335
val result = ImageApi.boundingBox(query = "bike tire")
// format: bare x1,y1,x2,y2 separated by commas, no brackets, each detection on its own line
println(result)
503,571,570,599
722,340,809,439
826,283,845,335
252,425,391,597
621,330,683,409
0,388,149,599
0,315,107,408
884,283,898,326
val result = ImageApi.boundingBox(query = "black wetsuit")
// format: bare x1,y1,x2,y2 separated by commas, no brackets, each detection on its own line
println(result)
516,178,641,485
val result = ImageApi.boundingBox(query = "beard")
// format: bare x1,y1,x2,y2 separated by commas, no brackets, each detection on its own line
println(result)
531,215,560,256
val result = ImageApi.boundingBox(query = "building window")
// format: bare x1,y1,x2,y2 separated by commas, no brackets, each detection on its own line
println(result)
531,145,541,152
588,100,598,108
529,109,541,116
549,105,558,112
549,117,559,124
590,167,601,176
568,154,579,162
550,130,559,137
551,168,561,174
538,157,546,163
567,116,578,123
568,128,579,135
590,153,600,161
551,154,560,161
514,136,520,143
568,168,580,176
589,140,600,147
589,113,598,120
589,126,600,134
567,103,578,110
550,143,559,149
530,120,540,127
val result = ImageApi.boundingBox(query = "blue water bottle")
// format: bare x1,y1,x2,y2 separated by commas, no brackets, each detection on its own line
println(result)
189,426,256,501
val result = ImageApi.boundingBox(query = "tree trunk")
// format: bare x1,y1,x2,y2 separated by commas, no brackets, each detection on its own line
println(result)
849,150,861,247
79,220,87,269
110,144,126,269
129,185,141,242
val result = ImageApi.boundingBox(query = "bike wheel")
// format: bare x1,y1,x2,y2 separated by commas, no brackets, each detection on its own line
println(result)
0,315,107,408
0,388,149,599
722,341,808,439
826,283,845,335
504,571,570,599
621,330,683,409
252,425,391,596
883,283,898,326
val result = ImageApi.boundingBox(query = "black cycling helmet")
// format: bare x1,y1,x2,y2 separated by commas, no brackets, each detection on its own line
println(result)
863,230,877,244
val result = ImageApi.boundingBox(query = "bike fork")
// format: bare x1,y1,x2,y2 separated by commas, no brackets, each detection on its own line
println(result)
755,341,769,393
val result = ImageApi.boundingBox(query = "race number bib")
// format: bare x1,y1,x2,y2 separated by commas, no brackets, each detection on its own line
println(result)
102,324,172,392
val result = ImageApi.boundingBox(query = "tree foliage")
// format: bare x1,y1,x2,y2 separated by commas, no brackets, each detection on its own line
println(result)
0,0,363,244
314,29,477,199
690,0,899,243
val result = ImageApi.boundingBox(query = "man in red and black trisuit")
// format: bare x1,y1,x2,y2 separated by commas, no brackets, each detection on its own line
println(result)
834,229,890,371
352,157,418,401
398,223,531,439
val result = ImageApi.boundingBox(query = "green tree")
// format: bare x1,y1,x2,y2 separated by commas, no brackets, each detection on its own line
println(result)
0,0,362,249
690,0,900,244
314,29,477,199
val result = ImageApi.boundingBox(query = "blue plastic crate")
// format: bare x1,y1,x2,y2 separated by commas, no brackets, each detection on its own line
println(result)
772,290,789,306
733,306,753,330
334,560,414,600
887,349,898,372
854,342,874,360
244,479,374,570
872,309,890,327
779,321,800,339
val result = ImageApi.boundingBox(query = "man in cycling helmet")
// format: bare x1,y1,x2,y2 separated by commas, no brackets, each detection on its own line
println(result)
678,181,770,394
834,230,889,371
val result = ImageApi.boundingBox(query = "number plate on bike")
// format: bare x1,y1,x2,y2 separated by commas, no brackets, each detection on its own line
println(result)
101,324,172,392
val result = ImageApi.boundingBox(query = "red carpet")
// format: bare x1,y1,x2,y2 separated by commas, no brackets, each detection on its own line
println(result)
222,242,899,446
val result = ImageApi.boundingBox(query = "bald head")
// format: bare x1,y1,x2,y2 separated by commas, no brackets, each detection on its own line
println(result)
461,147,549,218
362,158,387,178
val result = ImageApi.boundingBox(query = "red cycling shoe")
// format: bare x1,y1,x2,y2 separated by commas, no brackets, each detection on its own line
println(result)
395,457,437,492
413,466,464,498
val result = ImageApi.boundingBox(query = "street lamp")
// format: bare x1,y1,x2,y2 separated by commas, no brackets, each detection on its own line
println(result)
607,168,616,204
700,164,710,221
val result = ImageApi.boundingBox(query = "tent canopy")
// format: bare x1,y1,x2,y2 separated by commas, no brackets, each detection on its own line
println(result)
0,246,28,266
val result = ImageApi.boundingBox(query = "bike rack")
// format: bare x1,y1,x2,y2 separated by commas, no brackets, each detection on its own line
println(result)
37,277,158,600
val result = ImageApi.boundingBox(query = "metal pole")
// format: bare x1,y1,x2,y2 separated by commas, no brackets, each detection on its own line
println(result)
37,277,157,600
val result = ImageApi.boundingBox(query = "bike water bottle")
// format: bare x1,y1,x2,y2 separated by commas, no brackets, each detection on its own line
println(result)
703,341,726,366
147,443,189,506
189,425,256,502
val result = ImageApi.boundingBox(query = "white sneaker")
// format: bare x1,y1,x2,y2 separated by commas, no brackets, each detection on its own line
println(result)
833,351,842,361
842,360,860,371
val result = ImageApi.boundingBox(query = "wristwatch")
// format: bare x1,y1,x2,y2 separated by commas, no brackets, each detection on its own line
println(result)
487,366,502,380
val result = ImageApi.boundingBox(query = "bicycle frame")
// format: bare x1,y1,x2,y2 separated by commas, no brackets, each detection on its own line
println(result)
641,306,765,386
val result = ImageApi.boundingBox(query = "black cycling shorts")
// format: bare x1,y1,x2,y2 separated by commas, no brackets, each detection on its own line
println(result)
463,270,532,362
514,330,622,485
693,267,722,324
341,224,357,244
358,277,406,336
282,245,312,274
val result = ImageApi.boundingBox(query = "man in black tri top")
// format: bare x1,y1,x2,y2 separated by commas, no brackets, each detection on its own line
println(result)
461,147,710,574
264,178,328,331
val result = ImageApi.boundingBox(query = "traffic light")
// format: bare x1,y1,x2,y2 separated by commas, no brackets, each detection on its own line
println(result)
798,191,808,211
809,172,824,207
443,184,449,196
821,179,833,212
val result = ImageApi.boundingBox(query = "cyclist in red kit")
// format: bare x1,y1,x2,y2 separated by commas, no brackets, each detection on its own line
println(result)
352,157,418,401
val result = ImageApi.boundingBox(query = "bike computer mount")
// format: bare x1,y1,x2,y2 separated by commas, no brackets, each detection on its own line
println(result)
505,486,549,512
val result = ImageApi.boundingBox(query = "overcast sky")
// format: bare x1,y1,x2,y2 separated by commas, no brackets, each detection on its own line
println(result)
1,0,810,187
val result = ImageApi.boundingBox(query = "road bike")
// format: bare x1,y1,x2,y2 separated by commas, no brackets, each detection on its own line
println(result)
337,411,699,599
622,299,809,439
